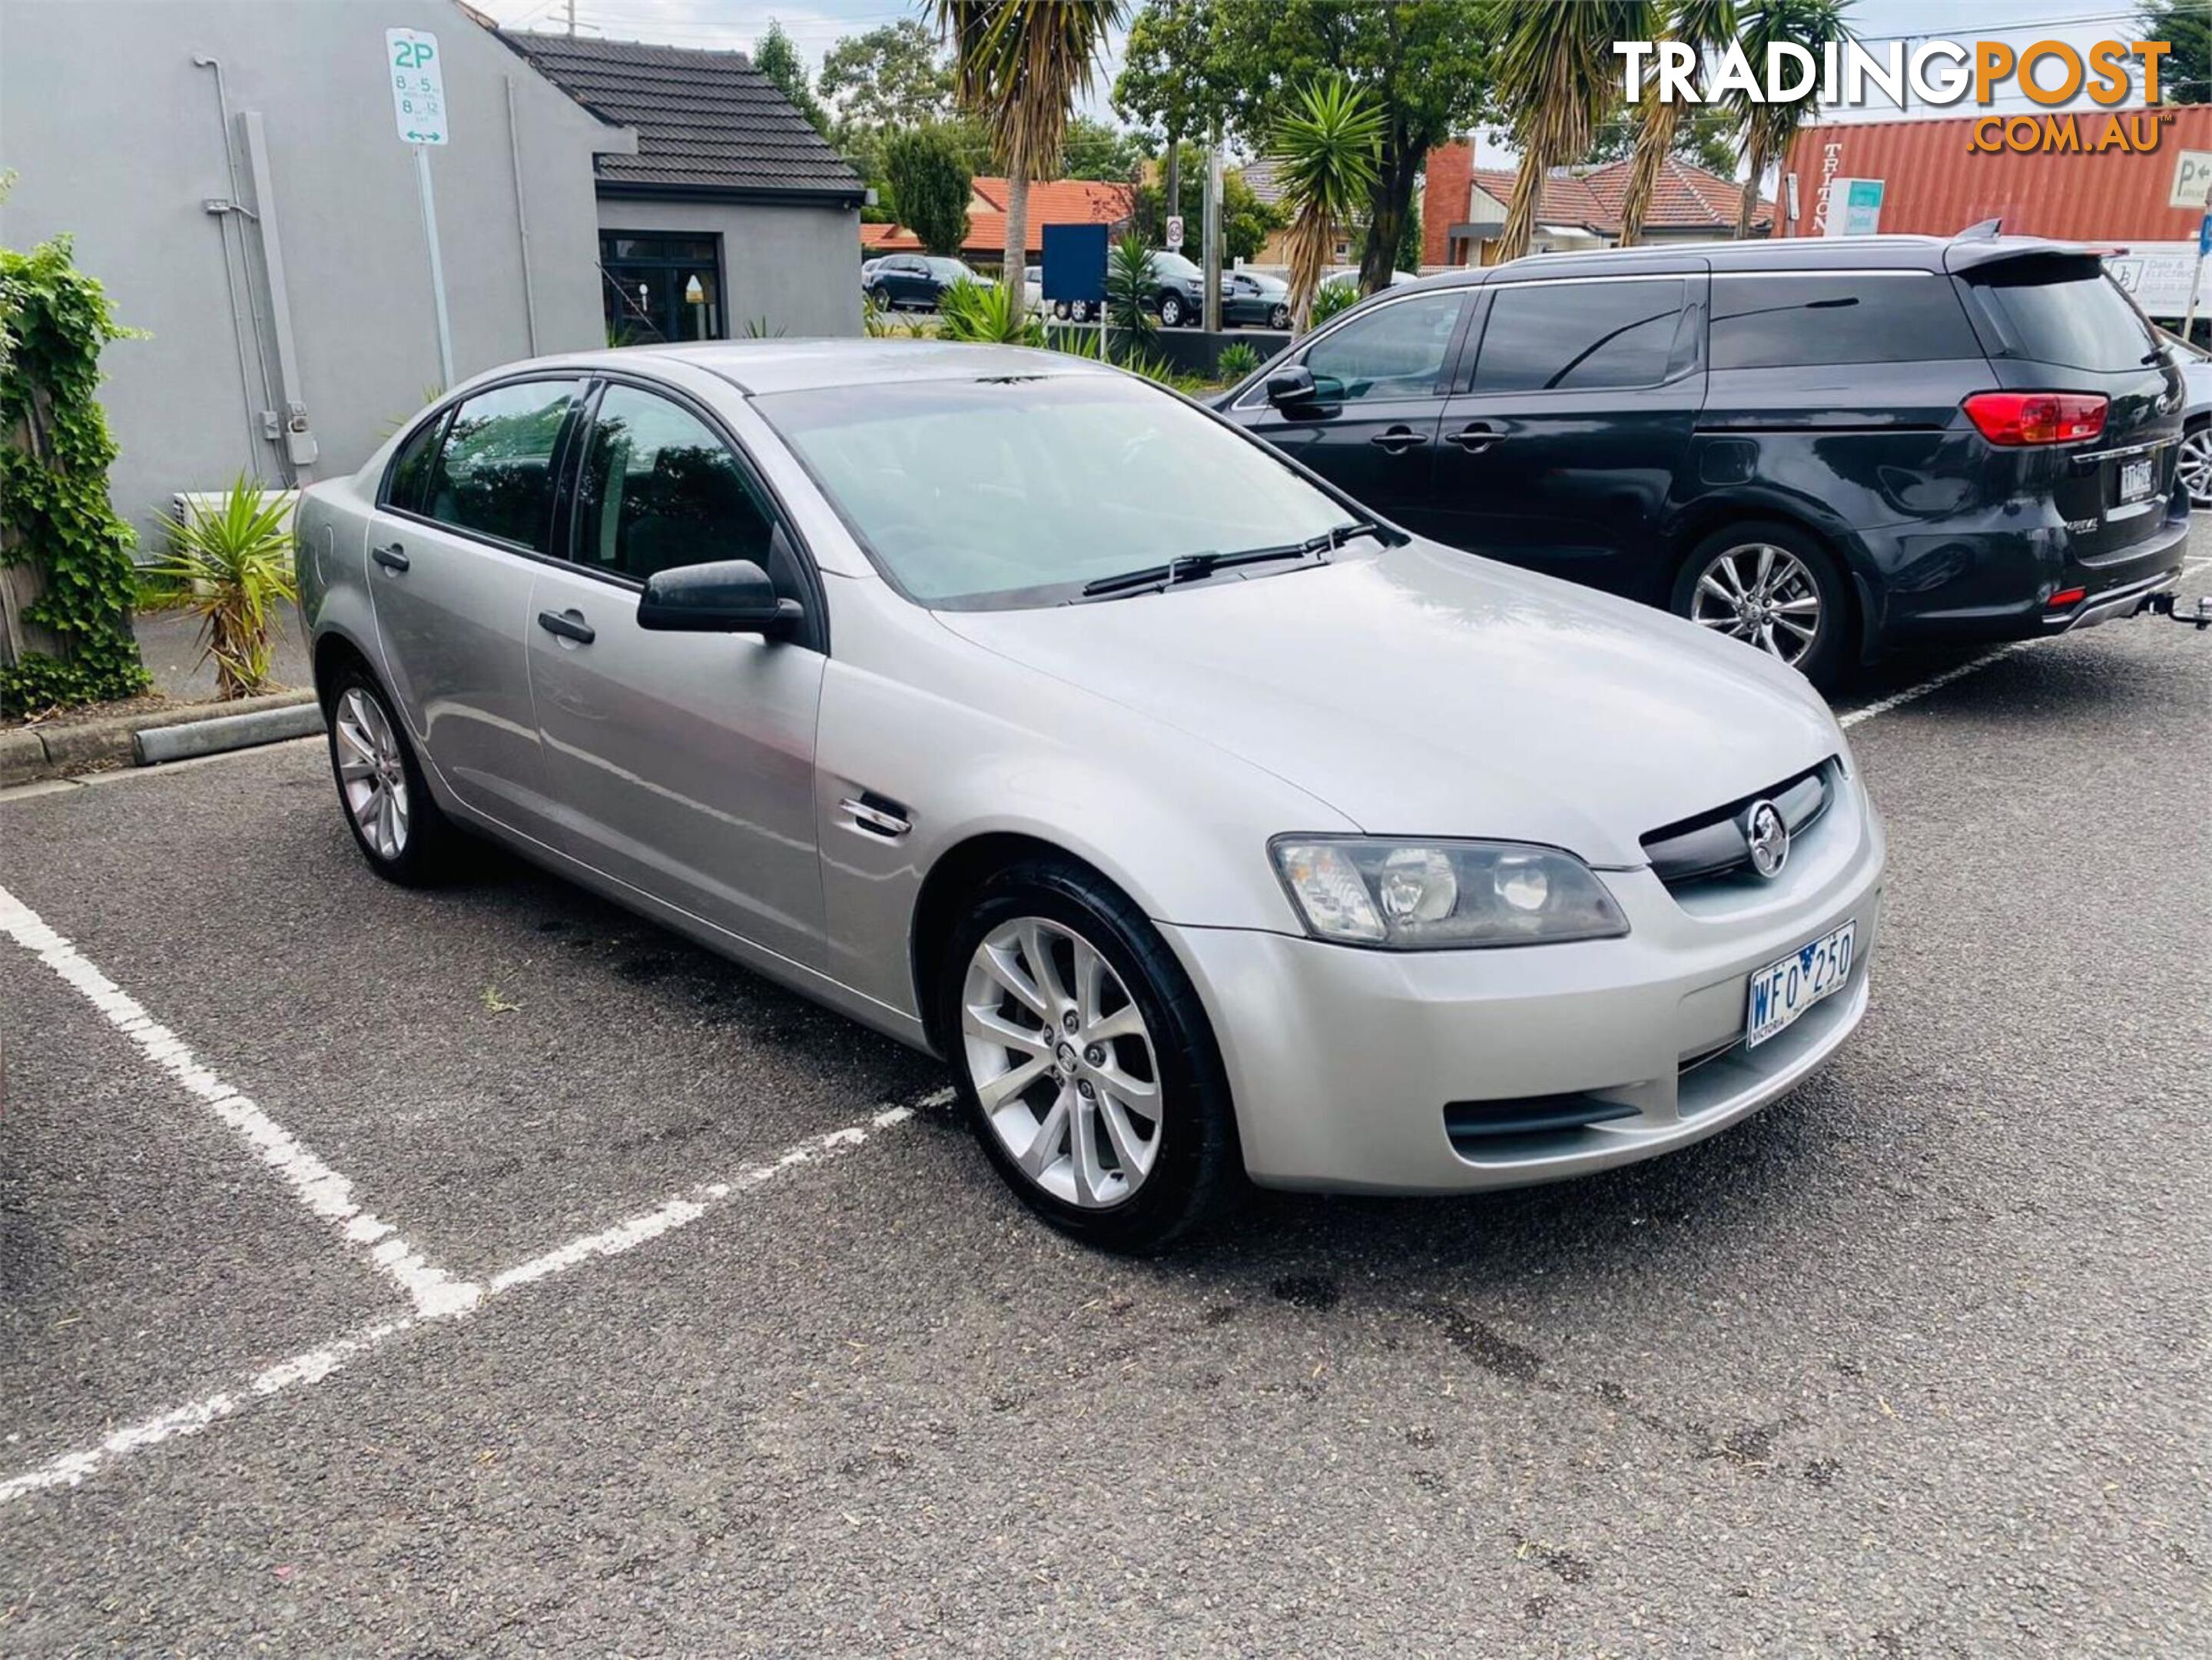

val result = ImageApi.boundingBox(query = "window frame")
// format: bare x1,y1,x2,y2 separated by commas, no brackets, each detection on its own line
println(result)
599,228,728,346
378,374,589,559
1458,273,1702,397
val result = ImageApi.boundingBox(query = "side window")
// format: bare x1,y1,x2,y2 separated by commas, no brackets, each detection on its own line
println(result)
572,386,785,586
1471,279,1688,393
1711,273,1979,369
423,380,581,553
384,408,449,513
1303,293,1466,403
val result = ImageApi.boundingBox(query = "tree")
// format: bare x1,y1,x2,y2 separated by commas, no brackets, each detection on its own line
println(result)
1130,141,1287,264
1729,0,1851,238
1116,1,1491,295
1587,101,1737,176
939,1,1125,284
1617,0,1734,247
1487,0,1650,262
883,125,974,256
1270,78,1383,331
753,21,829,136
817,19,955,128
1063,115,1149,181
2136,2,2209,102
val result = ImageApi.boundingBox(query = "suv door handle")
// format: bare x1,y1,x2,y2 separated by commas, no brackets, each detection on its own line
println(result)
1444,423,1501,453
536,608,595,645
371,543,410,572
1369,426,1431,454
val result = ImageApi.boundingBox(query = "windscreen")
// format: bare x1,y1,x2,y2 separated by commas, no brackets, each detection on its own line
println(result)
757,374,1352,609
1968,256,2159,374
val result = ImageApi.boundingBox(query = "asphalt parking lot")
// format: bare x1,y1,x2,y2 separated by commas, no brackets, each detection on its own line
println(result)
3,541,2209,1655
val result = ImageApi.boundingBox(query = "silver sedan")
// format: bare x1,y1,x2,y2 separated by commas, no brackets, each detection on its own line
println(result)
297,341,1884,1251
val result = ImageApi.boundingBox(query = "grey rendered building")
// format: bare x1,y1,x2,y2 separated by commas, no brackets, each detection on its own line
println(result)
0,0,859,548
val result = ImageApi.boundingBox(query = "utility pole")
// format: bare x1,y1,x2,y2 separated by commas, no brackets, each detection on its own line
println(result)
1163,132,1179,244
566,0,576,35
1201,124,1222,334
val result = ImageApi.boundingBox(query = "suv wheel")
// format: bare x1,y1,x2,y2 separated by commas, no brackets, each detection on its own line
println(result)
326,666,462,885
1159,292,1186,328
940,856,1236,1253
2180,417,2212,510
1070,299,1091,323
1673,521,1848,689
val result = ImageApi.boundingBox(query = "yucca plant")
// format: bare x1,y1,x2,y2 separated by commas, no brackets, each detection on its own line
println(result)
1617,0,1735,247
937,277,1046,345
1215,341,1262,382
148,474,299,699
1104,234,1159,362
1269,78,1384,333
1309,281,1361,327
1488,0,1652,262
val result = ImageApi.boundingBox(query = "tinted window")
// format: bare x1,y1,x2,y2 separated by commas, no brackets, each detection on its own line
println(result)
1472,279,1686,391
1968,259,2157,373
424,380,579,552
1711,273,1978,369
385,409,449,513
1304,293,1465,403
573,387,779,583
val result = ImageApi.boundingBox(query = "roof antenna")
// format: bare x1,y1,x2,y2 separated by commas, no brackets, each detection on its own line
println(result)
1956,217,2003,241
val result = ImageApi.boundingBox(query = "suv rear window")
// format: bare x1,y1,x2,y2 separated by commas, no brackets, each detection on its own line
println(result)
1711,272,1980,369
1965,257,2158,374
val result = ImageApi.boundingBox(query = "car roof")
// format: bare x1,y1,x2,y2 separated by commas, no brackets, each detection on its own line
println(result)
489,339,1120,397
1399,230,2098,294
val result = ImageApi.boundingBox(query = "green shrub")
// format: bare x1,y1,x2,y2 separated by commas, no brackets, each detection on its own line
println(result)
1309,279,1360,327
937,278,1044,347
1106,234,1159,354
148,474,298,700
1215,341,1262,382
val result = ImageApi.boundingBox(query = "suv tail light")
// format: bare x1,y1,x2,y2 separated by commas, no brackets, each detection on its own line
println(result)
1961,391,2108,446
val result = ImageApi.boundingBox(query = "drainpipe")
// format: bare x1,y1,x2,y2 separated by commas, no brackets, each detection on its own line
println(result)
191,54,274,480
238,110,317,480
506,76,540,357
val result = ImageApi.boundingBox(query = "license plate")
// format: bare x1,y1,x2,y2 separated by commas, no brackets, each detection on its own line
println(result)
1745,921,1856,1050
2117,456,2154,503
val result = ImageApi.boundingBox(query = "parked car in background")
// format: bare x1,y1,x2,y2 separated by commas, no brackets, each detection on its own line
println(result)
299,340,1881,1250
1222,270,1292,331
865,254,983,312
1141,250,1209,327
861,256,887,286
2158,326,2212,509
1023,264,1043,314
1320,267,1420,299
1220,232,2190,689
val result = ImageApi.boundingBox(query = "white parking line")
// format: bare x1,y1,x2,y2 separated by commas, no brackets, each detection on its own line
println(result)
0,884,480,1320
1837,553,2212,729
0,1093,950,1505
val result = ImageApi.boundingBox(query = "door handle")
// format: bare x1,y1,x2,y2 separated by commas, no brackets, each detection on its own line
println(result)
1369,427,1430,454
536,608,595,645
1444,424,1501,453
371,543,410,572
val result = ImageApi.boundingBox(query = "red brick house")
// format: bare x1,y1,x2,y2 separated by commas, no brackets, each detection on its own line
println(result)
1421,144,1773,268
861,177,1133,266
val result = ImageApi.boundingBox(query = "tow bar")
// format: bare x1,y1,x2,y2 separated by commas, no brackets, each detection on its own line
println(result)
2145,592,2212,631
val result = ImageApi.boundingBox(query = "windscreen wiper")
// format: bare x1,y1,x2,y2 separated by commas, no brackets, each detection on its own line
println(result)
1078,520,1385,599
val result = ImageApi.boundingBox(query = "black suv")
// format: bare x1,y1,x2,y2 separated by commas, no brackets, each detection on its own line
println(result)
1218,231,2190,688
865,254,983,312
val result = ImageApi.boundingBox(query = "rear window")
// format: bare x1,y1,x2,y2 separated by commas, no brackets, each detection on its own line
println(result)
1711,272,1981,369
1967,257,2158,374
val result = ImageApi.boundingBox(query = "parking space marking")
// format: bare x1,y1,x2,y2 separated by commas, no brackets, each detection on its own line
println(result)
0,882,481,1321
1837,553,2212,730
0,1091,950,1506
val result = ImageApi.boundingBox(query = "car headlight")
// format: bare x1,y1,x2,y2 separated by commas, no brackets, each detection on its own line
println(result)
1269,838,1630,949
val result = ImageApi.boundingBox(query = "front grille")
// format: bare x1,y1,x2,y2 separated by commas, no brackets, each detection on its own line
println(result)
1640,759,1836,890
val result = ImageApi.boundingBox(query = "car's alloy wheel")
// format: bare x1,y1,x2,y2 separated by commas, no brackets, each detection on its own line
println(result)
960,917,1162,1208
2179,421,2212,510
1160,294,1185,327
1070,299,1091,322
335,686,410,861
1270,304,1291,331
1687,543,1823,667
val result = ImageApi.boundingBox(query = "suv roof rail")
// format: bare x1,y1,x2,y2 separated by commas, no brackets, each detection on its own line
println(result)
1953,217,2004,242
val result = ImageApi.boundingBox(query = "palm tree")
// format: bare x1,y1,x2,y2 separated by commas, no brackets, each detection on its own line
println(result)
1269,77,1384,334
937,2,1123,295
1730,0,1852,239
1489,0,1652,264
1616,0,1735,247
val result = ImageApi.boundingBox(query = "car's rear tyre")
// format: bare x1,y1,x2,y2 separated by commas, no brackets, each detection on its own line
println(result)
1672,520,1849,690
326,666,461,886
2179,416,2212,510
1269,303,1292,331
939,856,1237,1253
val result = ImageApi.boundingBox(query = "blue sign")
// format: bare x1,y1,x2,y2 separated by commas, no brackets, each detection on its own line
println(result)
2198,211,2210,258
1041,224,1108,307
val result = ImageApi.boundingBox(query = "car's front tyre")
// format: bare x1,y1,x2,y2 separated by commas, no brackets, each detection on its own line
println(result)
325,665,461,885
940,856,1237,1253
1159,292,1186,328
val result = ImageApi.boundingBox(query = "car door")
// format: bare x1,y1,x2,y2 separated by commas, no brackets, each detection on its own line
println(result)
366,377,582,844
525,378,830,969
1426,274,1706,599
1222,287,1472,540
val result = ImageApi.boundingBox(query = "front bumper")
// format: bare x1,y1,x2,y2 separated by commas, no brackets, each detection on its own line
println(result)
1165,772,1885,1194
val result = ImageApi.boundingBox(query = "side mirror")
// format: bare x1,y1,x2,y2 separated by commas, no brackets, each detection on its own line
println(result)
637,558,803,638
1265,365,1322,409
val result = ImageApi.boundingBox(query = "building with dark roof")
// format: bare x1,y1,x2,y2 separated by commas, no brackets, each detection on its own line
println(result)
496,28,864,342
1422,144,1773,268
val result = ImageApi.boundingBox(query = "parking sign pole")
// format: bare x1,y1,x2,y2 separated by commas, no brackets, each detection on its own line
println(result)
414,144,455,390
